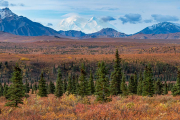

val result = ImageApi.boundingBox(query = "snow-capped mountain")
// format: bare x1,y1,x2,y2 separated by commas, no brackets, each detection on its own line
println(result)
0,8,59,36
58,16,118,34
0,8,18,19
137,22,180,34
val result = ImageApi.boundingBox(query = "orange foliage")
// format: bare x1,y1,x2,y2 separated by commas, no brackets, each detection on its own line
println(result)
0,92,180,120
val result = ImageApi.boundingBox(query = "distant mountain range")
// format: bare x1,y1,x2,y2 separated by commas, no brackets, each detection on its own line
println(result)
1,8,180,39
58,16,117,34
58,28,128,38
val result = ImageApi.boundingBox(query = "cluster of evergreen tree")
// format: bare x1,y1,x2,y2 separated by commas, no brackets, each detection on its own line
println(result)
2,49,180,107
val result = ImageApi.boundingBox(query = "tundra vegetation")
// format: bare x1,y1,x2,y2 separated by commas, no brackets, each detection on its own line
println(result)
0,40,180,119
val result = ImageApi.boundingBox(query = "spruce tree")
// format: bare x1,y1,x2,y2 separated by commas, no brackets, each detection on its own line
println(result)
134,71,138,94
171,72,180,96
163,80,168,95
110,49,122,95
154,79,163,95
33,83,37,91
0,82,3,97
3,85,8,99
38,72,47,97
72,75,77,94
63,78,67,93
137,72,143,95
78,64,88,97
76,75,80,95
95,61,111,102
48,81,55,94
55,68,63,97
128,75,135,94
121,73,128,96
88,70,95,95
5,65,25,107
25,79,30,93
142,64,154,97
67,75,72,94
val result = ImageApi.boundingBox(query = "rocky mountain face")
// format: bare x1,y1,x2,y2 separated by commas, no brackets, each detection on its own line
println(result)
59,28,128,39
136,22,180,34
58,30,86,37
0,8,59,36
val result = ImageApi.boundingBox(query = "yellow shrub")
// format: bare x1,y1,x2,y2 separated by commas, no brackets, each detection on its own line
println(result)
20,57,30,61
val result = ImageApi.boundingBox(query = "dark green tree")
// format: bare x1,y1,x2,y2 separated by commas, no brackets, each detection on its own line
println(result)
142,64,154,97
95,61,111,102
134,71,138,94
0,82,3,97
33,83,38,91
5,65,25,107
55,68,63,97
72,75,77,94
88,70,95,95
137,72,143,95
38,72,47,97
128,75,135,94
63,78,67,93
25,79,30,93
48,81,55,94
53,64,56,74
121,73,128,96
154,79,163,95
76,75,80,95
78,64,88,97
3,85,8,99
67,75,72,94
163,80,168,95
110,49,122,95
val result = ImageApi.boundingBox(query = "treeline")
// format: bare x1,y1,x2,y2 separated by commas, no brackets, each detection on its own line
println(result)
1,50,180,107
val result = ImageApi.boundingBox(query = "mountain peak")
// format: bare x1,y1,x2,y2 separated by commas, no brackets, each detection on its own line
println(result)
100,28,118,32
0,7,17,19
89,17,98,21
138,22,180,34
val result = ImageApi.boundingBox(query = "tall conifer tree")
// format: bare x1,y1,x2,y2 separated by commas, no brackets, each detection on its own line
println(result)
5,64,25,107
137,72,143,95
171,71,180,96
25,79,30,93
95,61,111,102
164,80,168,95
128,75,135,94
142,64,154,97
55,68,63,97
154,79,163,95
48,81,55,94
63,78,67,93
67,75,72,94
110,49,122,95
78,64,88,97
0,82,3,97
121,73,128,96
38,71,47,97
88,70,95,95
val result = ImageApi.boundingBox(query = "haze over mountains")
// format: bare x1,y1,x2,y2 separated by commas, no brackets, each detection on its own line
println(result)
0,8,180,39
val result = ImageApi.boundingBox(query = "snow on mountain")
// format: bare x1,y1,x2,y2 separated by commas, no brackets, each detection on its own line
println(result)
58,16,118,34
0,8,17,19
139,22,180,34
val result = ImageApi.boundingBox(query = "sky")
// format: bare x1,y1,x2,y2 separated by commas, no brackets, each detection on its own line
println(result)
0,0,180,34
